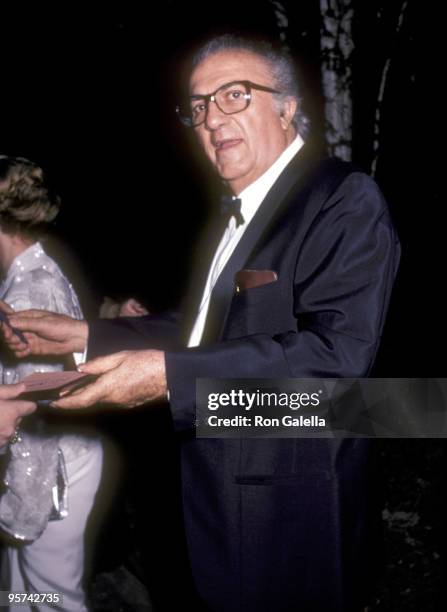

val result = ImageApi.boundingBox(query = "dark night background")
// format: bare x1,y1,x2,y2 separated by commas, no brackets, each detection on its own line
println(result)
1,2,445,610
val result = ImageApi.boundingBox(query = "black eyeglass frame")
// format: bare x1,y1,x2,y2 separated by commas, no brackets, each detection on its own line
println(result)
176,79,281,127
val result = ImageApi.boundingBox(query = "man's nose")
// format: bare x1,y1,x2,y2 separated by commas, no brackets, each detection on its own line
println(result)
204,97,227,130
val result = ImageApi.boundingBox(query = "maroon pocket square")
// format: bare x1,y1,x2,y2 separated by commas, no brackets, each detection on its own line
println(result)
235,269,278,292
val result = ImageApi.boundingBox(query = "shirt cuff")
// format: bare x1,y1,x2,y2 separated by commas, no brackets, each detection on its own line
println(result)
73,347,87,367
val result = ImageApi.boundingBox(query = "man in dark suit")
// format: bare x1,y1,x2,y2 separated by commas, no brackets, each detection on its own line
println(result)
1,35,400,611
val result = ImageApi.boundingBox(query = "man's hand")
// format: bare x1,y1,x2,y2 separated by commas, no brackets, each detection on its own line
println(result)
118,298,149,318
0,384,36,446
0,310,88,358
51,350,167,410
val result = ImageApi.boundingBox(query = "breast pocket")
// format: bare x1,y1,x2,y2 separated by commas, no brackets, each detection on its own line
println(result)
224,282,289,339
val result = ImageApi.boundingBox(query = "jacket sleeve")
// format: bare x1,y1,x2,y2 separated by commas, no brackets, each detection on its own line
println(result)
164,173,401,431
87,311,183,359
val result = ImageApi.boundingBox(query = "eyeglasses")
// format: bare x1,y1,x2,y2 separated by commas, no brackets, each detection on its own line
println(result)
176,80,281,128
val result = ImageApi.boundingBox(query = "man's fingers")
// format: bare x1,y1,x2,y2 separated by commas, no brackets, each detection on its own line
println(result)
6,331,31,349
6,315,53,333
119,299,149,317
0,322,14,341
78,352,126,375
0,324,33,356
12,346,32,358
8,309,49,321
51,380,106,410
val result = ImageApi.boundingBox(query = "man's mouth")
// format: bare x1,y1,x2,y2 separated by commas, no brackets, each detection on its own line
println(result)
214,138,242,151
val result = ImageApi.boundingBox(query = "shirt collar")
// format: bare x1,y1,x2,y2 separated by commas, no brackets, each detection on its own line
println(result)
237,134,304,226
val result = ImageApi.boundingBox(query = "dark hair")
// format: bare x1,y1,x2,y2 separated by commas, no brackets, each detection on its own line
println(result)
190,34,310,138
0,155,60,238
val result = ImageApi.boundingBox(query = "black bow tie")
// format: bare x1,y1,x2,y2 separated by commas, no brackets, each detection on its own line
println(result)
220,195,244,228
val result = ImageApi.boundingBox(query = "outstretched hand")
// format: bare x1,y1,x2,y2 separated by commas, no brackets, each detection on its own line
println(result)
0,309,88,358
51,350,167,410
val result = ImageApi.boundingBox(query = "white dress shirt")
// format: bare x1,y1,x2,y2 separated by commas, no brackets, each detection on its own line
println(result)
188,134,304,347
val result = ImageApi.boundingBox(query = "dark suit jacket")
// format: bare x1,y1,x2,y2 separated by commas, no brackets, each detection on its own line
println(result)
89,146,400,611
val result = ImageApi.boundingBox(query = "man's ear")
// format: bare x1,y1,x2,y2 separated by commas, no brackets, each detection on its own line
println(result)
279,97,298,130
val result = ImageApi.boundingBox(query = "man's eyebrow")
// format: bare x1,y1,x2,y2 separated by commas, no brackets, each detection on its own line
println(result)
189,80,242,100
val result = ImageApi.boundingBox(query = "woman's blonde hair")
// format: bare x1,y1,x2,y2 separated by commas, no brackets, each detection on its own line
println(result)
0,155,60,237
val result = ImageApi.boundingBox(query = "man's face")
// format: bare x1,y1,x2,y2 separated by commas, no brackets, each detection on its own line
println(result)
189,50,297,195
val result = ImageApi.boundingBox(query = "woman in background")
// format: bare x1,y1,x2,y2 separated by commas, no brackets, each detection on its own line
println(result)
0,155,102,611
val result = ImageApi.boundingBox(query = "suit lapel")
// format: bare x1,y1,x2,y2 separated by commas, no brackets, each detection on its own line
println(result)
201,144,320,344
